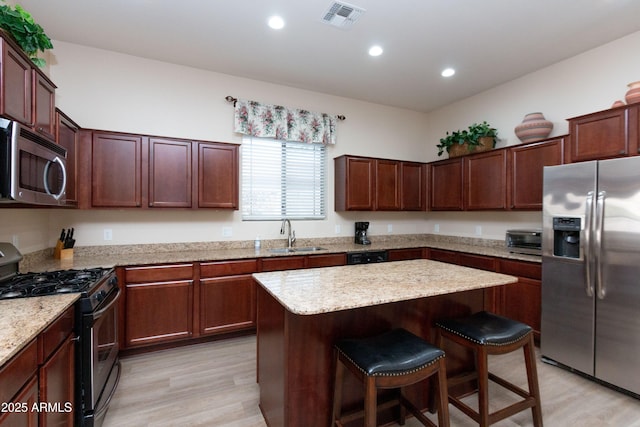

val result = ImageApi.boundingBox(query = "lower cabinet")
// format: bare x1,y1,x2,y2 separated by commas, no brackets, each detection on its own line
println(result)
498,259,542,341
0,306,75,427
123,264,194,347
200,260,258,335
387,248,425,261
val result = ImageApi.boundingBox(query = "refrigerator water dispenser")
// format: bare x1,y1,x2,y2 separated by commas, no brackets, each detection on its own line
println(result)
553,217,581,258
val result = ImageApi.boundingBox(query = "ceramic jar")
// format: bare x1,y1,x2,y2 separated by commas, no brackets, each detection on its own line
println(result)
514,112,553,143
625,81,640,105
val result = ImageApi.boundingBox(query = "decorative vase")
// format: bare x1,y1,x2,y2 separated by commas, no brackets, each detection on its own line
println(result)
625,81,640,105
611,100,626,109
514,112,553,143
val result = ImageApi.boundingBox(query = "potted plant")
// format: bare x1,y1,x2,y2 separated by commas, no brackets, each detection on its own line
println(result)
0,1,52,67
437,121,498,157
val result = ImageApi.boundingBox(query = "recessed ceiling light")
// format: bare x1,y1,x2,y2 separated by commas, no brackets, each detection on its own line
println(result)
441,68,455,77
368,45,383,57
268,15,285,30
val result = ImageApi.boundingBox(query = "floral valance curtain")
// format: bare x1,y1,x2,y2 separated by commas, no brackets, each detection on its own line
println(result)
233,98,337,145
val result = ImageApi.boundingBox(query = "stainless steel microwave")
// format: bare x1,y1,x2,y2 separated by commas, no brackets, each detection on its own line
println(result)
0,118,67,205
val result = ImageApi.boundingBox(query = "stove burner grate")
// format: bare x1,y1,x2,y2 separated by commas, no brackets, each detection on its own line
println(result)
0,268,110,300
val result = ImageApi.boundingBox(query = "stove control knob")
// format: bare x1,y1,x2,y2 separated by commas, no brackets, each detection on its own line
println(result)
96,290,107,302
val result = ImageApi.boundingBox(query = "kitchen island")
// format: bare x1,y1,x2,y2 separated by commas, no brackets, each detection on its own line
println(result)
253,259,518,427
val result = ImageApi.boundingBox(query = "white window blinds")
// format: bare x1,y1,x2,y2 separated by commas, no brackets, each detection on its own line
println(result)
242,136,326,220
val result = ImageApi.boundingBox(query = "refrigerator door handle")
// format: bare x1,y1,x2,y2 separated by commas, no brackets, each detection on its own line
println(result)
595,190,606,299
584,191,595,297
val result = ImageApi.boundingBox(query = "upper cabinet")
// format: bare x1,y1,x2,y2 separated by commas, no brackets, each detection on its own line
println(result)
55,109,80,206
429,158,463,211
465,149,508,210
197,142,239,209
335,156,375,210
335,155,426,211
567,106,638,162
508,137,565,210
0,35,56,140
78,130,239,209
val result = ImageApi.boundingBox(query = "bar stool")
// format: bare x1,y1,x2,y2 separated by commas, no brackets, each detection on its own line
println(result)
332,328,450,427
435,311,543,427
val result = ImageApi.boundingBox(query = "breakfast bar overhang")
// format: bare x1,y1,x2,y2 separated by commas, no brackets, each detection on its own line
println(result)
253,259,518,427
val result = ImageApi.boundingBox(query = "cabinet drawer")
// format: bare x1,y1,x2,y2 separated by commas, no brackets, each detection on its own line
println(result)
428,249,459,264
0,339,38,405
459,253,497,271
387,248,424,261
39,305,74,363
261,256,306,272
125,263,194,283
200,259,258,277
499,259,541,280
306,253,346,268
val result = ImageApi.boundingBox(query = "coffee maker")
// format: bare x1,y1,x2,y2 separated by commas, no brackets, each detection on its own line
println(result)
355,222,371,245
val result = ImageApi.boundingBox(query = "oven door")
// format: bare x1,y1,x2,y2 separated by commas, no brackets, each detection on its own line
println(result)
81,287,121,426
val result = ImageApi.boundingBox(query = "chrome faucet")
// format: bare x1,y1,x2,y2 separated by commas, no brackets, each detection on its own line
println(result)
280,219,296,248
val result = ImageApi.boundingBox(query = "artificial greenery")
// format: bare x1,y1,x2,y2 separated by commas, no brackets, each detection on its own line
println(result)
436,121,498,156
0,1,52,67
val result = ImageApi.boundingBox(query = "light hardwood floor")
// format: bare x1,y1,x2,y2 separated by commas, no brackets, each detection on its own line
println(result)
103,335,640,427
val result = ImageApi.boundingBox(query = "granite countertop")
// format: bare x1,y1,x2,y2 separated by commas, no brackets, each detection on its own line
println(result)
252,259,518,315
20,235,541,273
0,293,79,366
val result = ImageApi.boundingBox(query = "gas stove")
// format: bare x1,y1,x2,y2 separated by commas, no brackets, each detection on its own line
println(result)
0,242,117,312
0,267,112,299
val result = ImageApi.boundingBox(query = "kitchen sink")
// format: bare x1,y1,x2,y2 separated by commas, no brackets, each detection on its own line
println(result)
268,247,326,253
292,246,326,252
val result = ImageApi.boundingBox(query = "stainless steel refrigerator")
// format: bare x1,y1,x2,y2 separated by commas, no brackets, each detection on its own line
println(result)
541,157,640,397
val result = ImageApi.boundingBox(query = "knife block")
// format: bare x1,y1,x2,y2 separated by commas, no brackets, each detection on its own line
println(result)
54,241,74,260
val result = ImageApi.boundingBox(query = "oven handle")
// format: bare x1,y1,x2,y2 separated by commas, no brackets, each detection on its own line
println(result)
93,287,121,320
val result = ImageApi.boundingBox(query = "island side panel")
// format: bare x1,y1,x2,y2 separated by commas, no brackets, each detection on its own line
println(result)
258,286,485,427
256,285,286,427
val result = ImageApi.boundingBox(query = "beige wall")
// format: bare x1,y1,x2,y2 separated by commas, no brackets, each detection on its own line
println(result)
1,31,639,253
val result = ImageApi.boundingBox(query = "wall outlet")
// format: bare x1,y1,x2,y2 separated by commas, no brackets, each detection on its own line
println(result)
103,229,113,241
475,225,482,236
387,224,393,233
335,224,341,234
12,235,18,247
434,224,440,233
222,226,232,237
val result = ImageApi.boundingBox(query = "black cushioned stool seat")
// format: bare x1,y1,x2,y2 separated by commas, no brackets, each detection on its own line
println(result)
436,311,543,427
332,328,450,427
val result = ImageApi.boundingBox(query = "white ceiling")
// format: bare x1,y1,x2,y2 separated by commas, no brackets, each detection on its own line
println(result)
15,0,640,112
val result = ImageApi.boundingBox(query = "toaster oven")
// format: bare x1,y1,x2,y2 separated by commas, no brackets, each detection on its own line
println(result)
506,229,542,255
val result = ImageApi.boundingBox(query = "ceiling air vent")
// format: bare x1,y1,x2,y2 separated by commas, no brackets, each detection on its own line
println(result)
321,1,366,29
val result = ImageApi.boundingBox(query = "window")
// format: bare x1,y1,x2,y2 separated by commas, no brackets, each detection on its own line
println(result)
242,136,326,220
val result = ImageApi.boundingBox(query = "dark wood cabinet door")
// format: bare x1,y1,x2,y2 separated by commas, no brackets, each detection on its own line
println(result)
0,40,32,126
125,279,194,347
429,158,463,210
91,132,144,207
200,275,256,335
56,110,79,206
39,333,75,427
401,162,426,211
197,142,238,209
509,137,564,210
334,156,375,210
499,260,542,341
568,108,633,162
465,149,507,210
0,375,38,427
149,138,192,208
32,71,56,141
375,159,400,210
